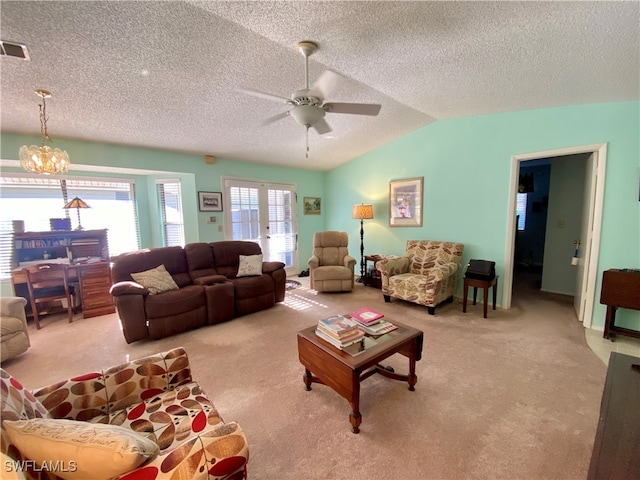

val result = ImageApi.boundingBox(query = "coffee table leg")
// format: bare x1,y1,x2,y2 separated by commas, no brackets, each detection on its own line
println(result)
303,369,313,391
408,352,417,392
349,381,362,434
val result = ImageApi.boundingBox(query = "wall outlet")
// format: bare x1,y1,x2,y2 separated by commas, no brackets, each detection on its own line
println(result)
206,216,217,223
218,225,223,233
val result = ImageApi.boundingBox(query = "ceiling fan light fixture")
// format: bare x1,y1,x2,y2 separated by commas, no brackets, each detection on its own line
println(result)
289,105,325,128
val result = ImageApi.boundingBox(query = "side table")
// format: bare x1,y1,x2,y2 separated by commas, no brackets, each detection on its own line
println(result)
363,255,382,288
462,276,498,318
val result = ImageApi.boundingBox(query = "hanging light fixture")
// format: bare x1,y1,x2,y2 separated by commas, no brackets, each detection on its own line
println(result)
19,89,70,175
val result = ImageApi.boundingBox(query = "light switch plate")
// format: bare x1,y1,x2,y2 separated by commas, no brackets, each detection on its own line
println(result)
206,216,217,223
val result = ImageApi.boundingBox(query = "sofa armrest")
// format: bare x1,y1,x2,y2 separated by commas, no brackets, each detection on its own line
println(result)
0,296,27,318
32,348,193,421
110,280,149,296
376,257,410,277
262,261,285,274
114,421,249,480
308,255,320,269
194,274,228,286
343,255,356,270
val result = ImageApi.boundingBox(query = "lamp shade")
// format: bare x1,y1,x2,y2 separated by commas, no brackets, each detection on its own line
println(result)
63,197,90,209
352,203,374,220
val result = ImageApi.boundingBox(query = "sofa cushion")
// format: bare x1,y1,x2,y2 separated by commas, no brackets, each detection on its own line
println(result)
88,382,223,452
131,264,179,295
0,370,51,422
210,241,262,278
231,274,274,300
111,247,192,288
237,254,263,277
143,285,206,319
4,418,159,480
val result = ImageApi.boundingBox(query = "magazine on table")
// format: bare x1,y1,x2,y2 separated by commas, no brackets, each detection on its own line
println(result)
349,307,384,325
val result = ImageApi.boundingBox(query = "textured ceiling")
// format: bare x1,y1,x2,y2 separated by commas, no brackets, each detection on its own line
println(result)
1,1,638,171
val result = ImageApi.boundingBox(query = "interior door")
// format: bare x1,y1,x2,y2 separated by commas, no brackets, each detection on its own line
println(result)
223,178,298,275
574,153,596,322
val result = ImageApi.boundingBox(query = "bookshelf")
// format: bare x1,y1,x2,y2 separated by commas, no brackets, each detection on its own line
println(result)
12,229,109,266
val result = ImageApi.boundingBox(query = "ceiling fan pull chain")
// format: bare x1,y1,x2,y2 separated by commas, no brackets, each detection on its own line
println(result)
305,126,309,158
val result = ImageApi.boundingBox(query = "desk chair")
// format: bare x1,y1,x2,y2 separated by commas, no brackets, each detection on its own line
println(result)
22,263,76,329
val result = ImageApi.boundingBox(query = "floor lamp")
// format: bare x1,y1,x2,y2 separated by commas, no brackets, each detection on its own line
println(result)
63,196,90,230
352,203,374,282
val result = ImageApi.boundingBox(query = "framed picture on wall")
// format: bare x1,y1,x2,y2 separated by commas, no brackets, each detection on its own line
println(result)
198,191,223,212
389,177,423,227
303,197,321,215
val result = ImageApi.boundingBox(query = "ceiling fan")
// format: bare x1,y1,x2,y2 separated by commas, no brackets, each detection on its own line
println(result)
238,41,382,156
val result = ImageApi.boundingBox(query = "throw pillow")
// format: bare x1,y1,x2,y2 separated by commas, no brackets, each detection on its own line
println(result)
130,264,179,295
237,254,263,277
3,418,160,480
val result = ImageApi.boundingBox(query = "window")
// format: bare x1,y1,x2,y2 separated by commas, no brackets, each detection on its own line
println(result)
0,175,140,279
157,180,185,247
516,193,527,231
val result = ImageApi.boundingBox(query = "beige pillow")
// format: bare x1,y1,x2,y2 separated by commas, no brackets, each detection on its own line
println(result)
237,254,263,277
130,264,178,295
3,418,160,480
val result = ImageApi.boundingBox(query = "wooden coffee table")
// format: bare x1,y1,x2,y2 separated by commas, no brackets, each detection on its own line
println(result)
297,320,423,433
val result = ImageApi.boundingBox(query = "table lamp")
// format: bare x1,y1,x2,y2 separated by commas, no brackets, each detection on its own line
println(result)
63,196,90,230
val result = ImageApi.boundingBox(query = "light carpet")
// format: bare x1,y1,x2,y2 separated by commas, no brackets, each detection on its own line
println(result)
2,280,607,480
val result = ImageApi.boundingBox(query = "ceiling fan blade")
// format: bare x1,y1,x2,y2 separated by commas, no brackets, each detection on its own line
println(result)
237,88,290,104
310,70,344,99
262,111,290,126
312,118,332,135
324,102,381,116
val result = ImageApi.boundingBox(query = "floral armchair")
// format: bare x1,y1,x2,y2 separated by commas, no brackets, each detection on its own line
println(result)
0,347,249,479
376,240,464,315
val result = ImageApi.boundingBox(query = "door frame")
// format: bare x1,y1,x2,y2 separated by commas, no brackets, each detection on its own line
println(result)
222,176,299,275
503,143,607,328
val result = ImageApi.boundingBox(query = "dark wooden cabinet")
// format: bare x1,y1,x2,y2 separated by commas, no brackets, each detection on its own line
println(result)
599,269,640,340
77,263,115,318
587,352,640,480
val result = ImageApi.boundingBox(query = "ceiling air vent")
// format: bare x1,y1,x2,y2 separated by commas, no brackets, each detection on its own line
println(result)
0,40,30,60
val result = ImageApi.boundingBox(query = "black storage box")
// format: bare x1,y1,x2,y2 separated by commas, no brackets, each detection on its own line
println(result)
465,259,496,280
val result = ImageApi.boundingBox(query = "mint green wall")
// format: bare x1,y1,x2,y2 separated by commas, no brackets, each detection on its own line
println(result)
0,134,326,296
2,102,638,331
325,102,640,331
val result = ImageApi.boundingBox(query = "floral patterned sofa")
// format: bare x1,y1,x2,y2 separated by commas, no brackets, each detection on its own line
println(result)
376,240,464,315
0,347,249,480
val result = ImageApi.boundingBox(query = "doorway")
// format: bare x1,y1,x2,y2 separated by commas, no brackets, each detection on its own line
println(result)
222,177,299,276
503,144,607,328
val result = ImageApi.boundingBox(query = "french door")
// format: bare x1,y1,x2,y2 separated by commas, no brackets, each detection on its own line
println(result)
223,177,298,275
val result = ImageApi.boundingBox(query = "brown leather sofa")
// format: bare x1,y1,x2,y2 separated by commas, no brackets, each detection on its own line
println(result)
110,241,286,343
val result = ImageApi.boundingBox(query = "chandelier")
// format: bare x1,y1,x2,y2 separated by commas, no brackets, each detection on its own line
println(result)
19,89,70,175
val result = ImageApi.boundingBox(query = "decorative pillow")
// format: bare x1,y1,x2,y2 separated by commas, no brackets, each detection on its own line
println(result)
3,418,160,480
237,254,263,277
130,264,179,295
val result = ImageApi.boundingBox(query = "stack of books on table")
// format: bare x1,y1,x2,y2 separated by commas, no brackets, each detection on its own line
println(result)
349,307,398,336
315,314,365,349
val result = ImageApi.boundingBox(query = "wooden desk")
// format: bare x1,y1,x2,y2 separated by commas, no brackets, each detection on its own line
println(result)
599,269,640,340
12,262,115,319
587,352,640,480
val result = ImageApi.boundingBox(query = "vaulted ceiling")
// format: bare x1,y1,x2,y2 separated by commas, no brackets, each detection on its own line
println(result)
1,1,638,171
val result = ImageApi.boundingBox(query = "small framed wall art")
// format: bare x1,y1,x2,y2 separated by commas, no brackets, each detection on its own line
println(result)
389,177,423,227
198,191,223,212
303,197,321,215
